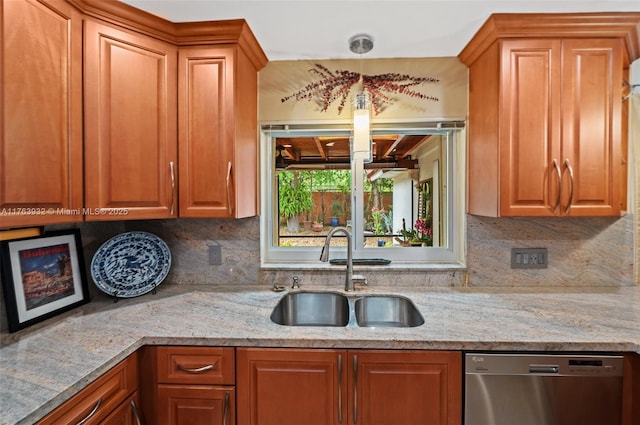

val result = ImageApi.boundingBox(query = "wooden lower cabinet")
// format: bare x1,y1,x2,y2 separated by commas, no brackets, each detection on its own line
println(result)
236,348,344,425
157,385,235,425
351,350,462,425
236,347,462,425
623,352,640,425
36,353,138,425
139,345,235,425
101,392,142,425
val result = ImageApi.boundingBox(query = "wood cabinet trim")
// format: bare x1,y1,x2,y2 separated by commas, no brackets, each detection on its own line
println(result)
36,352,138,425
68,0,268,69
156,346,235,385
459,13,640,66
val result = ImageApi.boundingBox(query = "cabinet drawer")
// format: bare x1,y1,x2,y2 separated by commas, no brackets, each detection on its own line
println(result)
157,346,234,385
37,353,138,425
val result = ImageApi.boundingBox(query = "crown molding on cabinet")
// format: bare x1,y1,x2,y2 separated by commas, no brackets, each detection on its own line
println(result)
66,0,268,69
459,12,640,66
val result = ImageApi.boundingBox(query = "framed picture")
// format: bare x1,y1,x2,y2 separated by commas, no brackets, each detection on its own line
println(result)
1,229,89,332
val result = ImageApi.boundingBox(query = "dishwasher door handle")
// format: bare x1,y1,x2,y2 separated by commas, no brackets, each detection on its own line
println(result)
529,365,559,374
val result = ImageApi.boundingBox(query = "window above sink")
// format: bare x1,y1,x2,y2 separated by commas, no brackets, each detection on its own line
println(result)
259,123,467,269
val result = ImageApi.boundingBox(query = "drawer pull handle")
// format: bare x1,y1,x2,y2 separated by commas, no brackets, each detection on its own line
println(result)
177,363,215,373
223,391,230,425
76,397,102,425
130,399,142,425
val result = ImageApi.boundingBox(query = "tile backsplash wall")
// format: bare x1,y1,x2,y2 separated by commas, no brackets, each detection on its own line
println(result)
74,213,635,289
466,214,635,287
0,213,635,332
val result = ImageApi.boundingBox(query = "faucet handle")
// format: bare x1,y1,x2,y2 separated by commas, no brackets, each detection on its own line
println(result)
351,274,368,287
292,275,301,289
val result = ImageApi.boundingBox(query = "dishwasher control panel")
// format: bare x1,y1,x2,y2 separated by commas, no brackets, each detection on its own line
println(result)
466,353,623,376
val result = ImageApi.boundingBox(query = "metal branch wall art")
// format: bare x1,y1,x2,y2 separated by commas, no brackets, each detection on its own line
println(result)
281,63,439,115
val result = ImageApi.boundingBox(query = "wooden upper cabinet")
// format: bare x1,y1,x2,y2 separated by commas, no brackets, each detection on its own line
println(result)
178,44,260,218
0,0,83,228
83,19,178,221
459,13,639,217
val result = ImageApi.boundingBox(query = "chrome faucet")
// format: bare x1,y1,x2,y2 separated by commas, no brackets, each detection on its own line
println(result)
320,227,367,291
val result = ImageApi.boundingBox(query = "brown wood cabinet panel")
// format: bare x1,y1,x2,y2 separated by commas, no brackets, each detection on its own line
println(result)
101,392,142,425
237,347,347,425
498,39,562,216
350,350,462,425
178,45,259,218
157,385,235,425
36,353,138,425
237,347,462,425
464,31,627,217
84,19,177,220
178,47,234,218
157,345,235,385
560,38,623,216
623,353,640,425
0,0,83,228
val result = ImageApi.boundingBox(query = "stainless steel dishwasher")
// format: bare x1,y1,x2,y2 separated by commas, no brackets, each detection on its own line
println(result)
464,352,624,425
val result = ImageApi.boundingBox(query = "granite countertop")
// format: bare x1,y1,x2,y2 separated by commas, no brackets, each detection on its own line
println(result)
1,283,639,425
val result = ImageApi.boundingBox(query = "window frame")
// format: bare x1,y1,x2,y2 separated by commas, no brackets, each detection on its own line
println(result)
259,122,466,270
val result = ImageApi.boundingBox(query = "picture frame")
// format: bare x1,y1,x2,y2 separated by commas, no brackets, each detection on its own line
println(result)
1,228,89,332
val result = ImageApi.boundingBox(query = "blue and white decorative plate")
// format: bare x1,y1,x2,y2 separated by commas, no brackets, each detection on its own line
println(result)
91,231,171,298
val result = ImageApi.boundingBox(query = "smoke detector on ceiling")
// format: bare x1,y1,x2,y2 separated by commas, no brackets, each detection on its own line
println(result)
349,34,374,55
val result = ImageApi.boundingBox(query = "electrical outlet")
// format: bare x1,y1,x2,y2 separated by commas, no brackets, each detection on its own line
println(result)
208,245,222,265
511,248,547,269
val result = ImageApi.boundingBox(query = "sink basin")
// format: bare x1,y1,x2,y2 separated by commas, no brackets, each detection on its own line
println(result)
270,291,349,326
355,295,424,327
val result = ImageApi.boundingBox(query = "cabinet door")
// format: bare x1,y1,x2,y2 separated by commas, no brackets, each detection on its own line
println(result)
157,385,235,425
36,353,138,425
237,348,347,425
178,46,235,218
349,350,462,425
1,0,83,228
178,45,259,218
84,20,177,220
560,38,623,216
498,39,562,217
101,392,142,425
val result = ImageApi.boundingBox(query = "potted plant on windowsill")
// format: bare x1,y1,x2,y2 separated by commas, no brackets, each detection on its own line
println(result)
396,218,433,247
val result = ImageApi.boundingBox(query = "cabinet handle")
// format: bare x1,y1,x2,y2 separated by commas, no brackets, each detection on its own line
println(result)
337,354,343,424
130,399,142,425
177,363,215,373
170,161,176,215
552,158,562,214
353,354,358,425
226,161,232,215
76,397,102,425
223,391,230,425
563,158,574,215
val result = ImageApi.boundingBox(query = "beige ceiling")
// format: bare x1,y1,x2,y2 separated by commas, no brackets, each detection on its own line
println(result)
121,0,640,61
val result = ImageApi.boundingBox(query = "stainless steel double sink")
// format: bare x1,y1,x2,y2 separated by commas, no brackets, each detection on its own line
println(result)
270,291,424,328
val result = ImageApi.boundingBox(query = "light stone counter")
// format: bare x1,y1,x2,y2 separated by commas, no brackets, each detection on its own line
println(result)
1,284,639,425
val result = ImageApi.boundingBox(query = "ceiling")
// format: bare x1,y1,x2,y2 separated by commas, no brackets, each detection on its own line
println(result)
120,1,640,61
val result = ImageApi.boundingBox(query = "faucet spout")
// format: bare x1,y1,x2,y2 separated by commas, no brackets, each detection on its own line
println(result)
319,226,359,291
